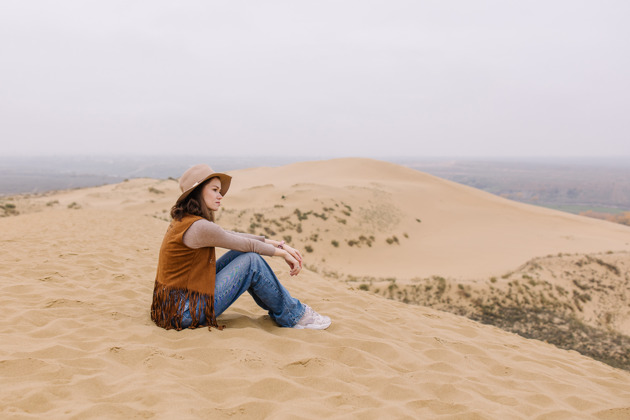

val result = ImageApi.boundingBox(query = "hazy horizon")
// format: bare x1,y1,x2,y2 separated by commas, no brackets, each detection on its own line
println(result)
2,155,629,213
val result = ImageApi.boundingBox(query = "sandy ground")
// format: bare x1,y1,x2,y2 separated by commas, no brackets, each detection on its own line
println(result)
1,158,630,419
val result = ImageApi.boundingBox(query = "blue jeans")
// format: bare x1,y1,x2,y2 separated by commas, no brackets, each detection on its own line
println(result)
180,251,305,328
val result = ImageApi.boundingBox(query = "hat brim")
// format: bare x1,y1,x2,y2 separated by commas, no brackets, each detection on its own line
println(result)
175,173,232,205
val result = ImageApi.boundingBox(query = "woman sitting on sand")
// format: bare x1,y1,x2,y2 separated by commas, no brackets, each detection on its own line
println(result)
151,164,331,331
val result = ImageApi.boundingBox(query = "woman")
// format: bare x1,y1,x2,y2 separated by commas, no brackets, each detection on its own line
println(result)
151,164,331,331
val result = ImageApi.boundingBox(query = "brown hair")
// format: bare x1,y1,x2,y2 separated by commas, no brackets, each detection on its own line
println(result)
170,178,215,222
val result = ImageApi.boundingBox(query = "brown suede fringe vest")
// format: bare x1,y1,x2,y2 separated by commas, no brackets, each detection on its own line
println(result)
151,215,220,330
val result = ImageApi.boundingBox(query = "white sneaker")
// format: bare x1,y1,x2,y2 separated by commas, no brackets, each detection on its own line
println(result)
293,304,331,330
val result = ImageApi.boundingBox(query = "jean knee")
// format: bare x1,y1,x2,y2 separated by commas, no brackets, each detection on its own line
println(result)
230,252,261,273
244,252,264,265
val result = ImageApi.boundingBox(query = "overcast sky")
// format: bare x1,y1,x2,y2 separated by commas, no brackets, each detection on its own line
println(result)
1,1,629,158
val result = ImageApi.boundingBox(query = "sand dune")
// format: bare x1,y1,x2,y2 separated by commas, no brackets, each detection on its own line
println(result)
215,158,630,281
2,158,630,419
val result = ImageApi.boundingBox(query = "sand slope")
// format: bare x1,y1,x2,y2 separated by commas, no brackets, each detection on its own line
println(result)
1,166,630,419
216,158,630,280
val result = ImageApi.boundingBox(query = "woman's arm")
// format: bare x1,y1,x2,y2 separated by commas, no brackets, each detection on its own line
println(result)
264,238,283,248
183,220,277,256
225,230,267,242
184,220,303,276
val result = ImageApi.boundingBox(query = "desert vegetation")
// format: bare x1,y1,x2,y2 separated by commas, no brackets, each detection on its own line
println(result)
216,194,411,263
356,251,630,371
0,202,18,217
347,235,375,247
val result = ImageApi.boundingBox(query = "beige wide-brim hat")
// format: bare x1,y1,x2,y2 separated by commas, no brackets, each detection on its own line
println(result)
176,164,232,205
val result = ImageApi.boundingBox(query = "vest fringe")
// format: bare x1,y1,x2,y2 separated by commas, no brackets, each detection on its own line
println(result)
150,281,220,330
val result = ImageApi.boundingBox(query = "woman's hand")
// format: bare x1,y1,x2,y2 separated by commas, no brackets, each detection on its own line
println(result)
268,238,304,274
283,251,301,276
281,244,303,269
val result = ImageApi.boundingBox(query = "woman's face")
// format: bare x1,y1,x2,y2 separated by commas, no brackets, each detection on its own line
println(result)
201,177,223,211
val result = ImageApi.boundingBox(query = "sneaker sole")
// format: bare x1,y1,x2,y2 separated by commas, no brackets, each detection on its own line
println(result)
293,320,331,330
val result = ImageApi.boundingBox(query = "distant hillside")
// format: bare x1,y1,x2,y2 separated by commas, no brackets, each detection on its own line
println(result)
0,155,306,195
398,158,630,213
5,157,630,216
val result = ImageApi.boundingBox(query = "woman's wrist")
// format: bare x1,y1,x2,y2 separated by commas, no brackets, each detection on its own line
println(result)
265,238,283,247
273,247,288,257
